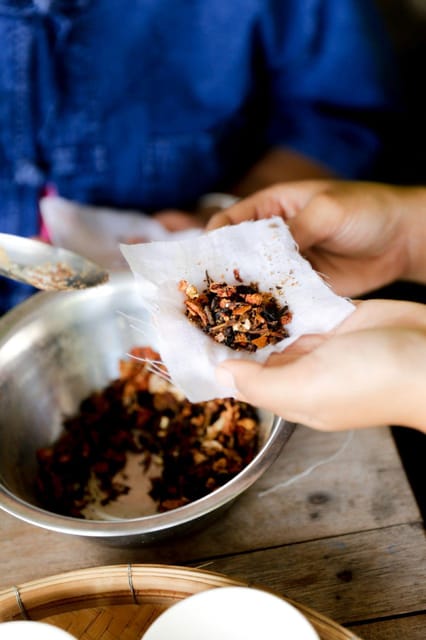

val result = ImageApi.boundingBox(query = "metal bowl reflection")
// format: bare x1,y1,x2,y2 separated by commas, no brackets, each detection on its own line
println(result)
0,273,294,546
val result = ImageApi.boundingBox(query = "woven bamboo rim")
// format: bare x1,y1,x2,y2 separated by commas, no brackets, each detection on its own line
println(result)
0,564,362,640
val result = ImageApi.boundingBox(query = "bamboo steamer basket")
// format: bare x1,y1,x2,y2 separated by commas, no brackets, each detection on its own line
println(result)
0,564,362,640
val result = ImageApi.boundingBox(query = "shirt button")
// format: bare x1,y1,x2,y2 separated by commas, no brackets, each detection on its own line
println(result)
14,160,45,187
33,0,54,13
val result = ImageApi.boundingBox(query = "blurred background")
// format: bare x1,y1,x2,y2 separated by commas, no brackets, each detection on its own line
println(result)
374,0,426,522
375,0,426,183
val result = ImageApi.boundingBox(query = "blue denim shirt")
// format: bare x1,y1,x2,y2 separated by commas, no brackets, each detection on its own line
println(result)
0,0,397,313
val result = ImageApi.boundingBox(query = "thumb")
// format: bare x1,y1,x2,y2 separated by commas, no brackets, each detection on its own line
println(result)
216,359,288,415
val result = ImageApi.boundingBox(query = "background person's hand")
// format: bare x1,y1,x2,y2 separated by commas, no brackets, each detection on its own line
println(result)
154,194,235,230
215,299,426,433
207,180,426,297
153,209,202,231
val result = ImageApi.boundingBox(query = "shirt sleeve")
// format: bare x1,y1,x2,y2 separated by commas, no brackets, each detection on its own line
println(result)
260,0,400,178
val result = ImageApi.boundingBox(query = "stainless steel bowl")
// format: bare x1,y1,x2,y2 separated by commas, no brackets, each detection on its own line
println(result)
0,273,294,546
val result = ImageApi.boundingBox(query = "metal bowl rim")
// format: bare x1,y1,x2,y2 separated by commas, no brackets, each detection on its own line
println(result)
0,415,292,537
0,273,294,538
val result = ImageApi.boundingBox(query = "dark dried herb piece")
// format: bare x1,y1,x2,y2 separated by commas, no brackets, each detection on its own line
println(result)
35,347,259,517
179,272,292,352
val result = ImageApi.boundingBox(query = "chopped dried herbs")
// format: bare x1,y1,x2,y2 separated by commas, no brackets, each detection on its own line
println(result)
179,272,292,352
35,346,259,517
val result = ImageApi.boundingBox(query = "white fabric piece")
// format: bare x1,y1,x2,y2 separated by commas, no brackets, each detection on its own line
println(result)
121,217,355,402
40,196,200,270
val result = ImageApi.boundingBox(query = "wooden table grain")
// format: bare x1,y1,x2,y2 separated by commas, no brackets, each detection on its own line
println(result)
0,425,425,639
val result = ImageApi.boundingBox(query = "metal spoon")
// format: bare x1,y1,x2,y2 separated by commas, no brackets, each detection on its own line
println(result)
0,233,109,291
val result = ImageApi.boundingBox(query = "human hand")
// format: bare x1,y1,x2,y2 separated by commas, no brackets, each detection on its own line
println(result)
207,180,426,297
215,299,426,432
153,209,202,231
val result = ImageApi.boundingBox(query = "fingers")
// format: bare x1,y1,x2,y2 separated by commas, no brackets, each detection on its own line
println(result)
216,351,335,429
336,299,426,333
215,359,298,415
154,210,202,231
266,334,329,366
206,181,333,231
217,323,426,432
205,191,285,231
206,209,236,230
286,192,347,252
214,325,417,431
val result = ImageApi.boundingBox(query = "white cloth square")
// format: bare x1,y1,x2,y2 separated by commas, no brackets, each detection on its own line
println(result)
121,217,354,402
40,196,200,269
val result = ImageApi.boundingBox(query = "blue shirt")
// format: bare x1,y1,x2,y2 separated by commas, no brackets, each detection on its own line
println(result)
0,0,397,313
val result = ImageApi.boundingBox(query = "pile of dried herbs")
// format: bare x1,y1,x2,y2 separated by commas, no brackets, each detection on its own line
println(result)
179,270,292,352
35,346,259,518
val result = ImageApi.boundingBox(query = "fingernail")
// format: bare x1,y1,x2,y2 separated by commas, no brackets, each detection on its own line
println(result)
215,365,235,390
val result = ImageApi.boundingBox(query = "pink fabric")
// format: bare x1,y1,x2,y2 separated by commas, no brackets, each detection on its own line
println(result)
39,184,57,241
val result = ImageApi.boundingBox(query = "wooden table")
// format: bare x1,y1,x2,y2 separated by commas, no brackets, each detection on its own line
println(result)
0,425,425,639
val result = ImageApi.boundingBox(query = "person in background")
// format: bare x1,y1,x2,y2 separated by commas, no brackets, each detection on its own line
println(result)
208,180,426,433
0,0,398,314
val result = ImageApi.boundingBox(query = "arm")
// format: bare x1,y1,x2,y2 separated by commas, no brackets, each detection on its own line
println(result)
216,299,426,433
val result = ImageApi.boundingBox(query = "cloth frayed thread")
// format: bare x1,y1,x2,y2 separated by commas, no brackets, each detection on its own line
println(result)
258,430,354,497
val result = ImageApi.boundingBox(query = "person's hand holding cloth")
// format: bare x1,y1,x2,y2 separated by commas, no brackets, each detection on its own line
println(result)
208,181,426,433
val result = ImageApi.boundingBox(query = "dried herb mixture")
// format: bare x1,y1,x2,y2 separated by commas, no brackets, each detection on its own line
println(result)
179,270,292,351
35,346,259,518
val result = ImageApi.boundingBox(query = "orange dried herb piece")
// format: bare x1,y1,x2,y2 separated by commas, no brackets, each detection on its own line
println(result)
179,273,292,352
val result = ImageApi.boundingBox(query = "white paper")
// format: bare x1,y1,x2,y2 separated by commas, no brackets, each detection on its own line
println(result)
121,217,355,402
40,196,200,270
